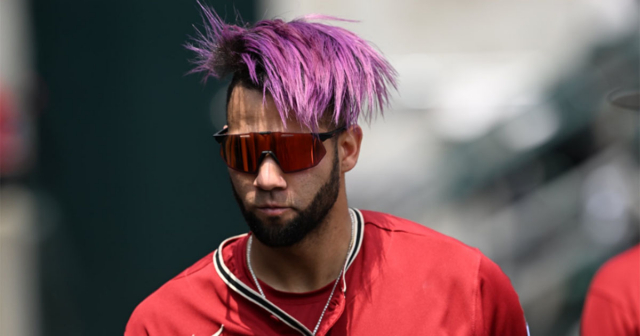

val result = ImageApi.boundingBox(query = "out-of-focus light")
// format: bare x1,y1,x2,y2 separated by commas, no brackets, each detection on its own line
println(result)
498,105,560,152
581,164,631,246
584,0,639,40
586,191,626,221
391,54,439,111
0,86,28,176
412,52,544,142
432,106,499,142
583,196,628,246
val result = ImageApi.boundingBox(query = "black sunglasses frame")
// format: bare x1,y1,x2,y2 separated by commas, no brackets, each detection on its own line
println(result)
212,126,347,173
212,127,346,143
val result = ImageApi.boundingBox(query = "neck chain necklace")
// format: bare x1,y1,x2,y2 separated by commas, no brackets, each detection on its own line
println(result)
247,210,356,336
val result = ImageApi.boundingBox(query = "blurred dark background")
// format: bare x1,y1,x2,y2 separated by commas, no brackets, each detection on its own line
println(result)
30,1,254,335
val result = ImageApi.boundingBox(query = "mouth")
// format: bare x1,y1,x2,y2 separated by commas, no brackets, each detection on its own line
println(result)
255,206,291,216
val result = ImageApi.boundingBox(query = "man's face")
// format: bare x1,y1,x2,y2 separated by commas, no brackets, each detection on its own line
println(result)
226,85,341,247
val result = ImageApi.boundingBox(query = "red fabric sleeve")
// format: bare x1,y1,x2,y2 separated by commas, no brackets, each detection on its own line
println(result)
581,290,633,336
475,254,528,336
124,310,149,336
580,245,640,336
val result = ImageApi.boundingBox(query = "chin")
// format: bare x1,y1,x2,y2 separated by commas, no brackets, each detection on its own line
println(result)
255,210,297,226
232,151,341,247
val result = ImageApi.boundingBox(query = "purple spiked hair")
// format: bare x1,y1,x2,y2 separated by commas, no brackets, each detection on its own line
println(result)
186,3,397,130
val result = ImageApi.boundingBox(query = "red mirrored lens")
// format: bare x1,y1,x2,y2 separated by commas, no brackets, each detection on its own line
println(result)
219,132,327,173
220,134,259,173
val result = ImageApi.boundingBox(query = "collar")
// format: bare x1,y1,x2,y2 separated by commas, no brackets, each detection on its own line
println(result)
213,208,365,336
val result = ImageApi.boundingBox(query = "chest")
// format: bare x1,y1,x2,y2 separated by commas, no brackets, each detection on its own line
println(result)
189,274,477,336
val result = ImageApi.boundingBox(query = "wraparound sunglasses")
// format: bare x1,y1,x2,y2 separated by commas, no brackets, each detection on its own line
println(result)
213,127,346,173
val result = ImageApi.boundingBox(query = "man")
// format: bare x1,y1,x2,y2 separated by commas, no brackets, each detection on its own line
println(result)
125,4,527,335
581,91,640,336
581,245,639,335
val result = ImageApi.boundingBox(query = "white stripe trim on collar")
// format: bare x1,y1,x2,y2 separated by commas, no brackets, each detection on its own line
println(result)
212,208,365,336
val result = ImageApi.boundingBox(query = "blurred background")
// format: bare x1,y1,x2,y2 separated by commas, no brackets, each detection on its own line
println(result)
0,0,638,335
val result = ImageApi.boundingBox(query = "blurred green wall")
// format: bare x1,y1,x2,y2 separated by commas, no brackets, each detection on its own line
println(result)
31,1,255,335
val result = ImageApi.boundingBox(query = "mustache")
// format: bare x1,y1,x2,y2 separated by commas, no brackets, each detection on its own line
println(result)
251,192,295,209
252,202,297,210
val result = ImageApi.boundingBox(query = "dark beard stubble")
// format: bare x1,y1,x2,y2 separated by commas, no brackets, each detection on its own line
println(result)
231,145,341,247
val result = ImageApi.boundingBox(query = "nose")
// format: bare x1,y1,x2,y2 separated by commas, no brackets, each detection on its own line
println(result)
253,155,287,191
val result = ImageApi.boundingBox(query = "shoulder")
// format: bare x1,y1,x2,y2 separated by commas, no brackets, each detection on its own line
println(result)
358,209,504,287
591,244,640,290
361,209,519,284
126,252,216,328
581,244,640,336
356,210,527,335
588,244,640,305
125,236,248,334
360,209,481,260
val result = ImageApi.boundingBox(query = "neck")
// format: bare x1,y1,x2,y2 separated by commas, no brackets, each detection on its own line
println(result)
249,199,352,293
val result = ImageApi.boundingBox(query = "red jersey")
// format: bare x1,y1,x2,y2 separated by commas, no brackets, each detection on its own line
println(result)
581,244,640,336
125,209,528,335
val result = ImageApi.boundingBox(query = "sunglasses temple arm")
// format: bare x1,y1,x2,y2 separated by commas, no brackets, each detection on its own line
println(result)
318,126,347,141
213,128,229,144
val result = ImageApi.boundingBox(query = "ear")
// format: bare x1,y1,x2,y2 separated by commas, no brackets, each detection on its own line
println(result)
338,125,363,173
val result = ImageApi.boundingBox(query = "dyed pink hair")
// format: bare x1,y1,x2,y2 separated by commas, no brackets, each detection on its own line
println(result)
186,3,397,130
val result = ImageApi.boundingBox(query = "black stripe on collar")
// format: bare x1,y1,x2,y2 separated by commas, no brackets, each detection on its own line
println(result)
212,208,365,336
213,241,312,336
347,208,364,269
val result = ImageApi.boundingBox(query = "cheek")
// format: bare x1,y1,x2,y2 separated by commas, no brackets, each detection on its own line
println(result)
229,170,255,198
288,165,330,198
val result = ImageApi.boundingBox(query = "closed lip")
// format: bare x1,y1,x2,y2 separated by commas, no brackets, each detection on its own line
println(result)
256,203,290,209
255,205,291,215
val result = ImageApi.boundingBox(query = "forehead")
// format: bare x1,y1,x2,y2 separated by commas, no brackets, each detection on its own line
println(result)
226,85,330,133
227,85,295,133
